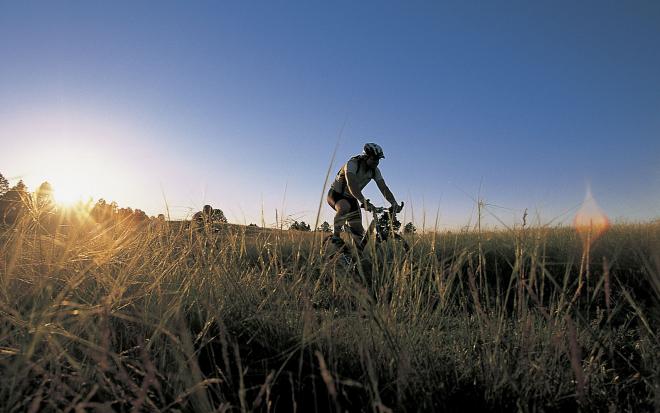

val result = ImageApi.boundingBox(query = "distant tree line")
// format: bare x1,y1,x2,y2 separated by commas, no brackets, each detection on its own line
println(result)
287,219,417,234
0,177,63,225
287,220,331,232
289,221,312,231
1,171,415,233
0,171,200,229
90,198,150,225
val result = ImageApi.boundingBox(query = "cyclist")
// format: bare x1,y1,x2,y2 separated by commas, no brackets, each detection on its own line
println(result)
327,143,402,247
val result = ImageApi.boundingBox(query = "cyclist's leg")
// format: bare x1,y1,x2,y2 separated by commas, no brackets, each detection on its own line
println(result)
327,193,351,238
328,191,366,248
345,211,366,249
336,196,366,248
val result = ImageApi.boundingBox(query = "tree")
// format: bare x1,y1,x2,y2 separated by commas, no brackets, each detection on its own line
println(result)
0,172,9,198
212,208,228,224
289,221,311,231
403,222,417,234
35,181,55,211
0,180,29,224
91,198,117,222
130,209,146,222
118,207,134,221
317,221,332,232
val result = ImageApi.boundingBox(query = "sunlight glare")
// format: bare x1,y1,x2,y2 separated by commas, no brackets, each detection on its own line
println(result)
5,110,140,211
573,185,610,245
39,148,104,207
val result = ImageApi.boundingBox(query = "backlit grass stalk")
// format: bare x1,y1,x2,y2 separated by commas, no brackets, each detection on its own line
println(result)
0,204,657,411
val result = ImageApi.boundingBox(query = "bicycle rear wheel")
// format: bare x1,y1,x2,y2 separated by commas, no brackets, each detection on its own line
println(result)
354,234,407,301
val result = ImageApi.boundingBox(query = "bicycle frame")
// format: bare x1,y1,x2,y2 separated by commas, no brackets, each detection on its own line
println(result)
322,200,408,281
361,200,404,246
323,200,406,256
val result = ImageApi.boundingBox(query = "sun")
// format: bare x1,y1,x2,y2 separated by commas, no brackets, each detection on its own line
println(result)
32,149,101,207
5,110,143,211
50,176,96,207
27,142,129,210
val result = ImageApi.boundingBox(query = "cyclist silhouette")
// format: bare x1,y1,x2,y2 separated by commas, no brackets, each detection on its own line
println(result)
327,143,401,248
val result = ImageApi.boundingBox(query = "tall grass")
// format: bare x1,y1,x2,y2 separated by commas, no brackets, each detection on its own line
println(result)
0,207,658,412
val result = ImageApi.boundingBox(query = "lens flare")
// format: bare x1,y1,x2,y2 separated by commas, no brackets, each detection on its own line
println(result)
573,186,610,245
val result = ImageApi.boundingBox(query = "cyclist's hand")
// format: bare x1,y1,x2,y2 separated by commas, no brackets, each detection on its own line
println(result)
363,199,375,212
391,202,403,213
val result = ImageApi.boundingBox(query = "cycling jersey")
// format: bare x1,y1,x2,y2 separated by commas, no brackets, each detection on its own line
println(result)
330,155,383,198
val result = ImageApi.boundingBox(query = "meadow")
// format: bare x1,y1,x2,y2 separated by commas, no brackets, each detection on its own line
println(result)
0,209,658,412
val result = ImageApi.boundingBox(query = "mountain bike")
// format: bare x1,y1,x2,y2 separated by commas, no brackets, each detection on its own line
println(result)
322,200,410,282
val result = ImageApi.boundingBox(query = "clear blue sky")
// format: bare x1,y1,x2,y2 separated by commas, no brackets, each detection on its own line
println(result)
1,1,658,229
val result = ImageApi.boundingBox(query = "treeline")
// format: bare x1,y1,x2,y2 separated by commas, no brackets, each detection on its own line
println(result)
1,171,418,233
288,219,417,233
0,172,154,227
0,172,237,232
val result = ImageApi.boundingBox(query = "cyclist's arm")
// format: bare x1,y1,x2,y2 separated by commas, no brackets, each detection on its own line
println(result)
376,178,397,206
346,172,367,205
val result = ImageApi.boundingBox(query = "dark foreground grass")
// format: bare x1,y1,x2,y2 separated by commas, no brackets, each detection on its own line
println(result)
0,212,658,412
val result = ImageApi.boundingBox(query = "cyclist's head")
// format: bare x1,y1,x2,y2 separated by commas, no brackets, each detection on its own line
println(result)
363,143,385,160
203,204,213,215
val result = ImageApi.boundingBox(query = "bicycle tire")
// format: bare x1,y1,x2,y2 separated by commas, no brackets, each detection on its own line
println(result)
392,233,410,252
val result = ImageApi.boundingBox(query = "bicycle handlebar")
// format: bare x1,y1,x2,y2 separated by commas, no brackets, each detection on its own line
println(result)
360,200,404,214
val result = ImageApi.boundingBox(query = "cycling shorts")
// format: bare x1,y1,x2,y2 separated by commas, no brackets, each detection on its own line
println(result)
327,189,360,212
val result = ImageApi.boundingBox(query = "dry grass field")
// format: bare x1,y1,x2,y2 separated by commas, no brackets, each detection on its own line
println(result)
0,209,658,412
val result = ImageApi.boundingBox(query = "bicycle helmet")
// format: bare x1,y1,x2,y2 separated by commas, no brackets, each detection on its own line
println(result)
363,143,385,159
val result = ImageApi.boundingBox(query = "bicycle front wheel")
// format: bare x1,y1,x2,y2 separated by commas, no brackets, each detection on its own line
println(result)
391,233,410,253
